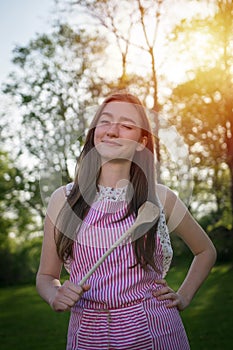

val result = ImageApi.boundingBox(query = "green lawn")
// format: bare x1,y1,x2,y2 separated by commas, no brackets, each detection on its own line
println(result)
0,283,69,349
167,263,233,350
0,263,232,350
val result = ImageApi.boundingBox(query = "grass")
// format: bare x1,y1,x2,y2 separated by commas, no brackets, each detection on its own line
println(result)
0,263,232,350
0,284,69,349
167,262,233,350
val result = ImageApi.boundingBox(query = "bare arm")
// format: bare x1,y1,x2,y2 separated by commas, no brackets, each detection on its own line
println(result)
155,184,217,310
36,186,90,312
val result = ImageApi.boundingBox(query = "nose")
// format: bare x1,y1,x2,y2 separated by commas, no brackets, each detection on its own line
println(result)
106,122,119,137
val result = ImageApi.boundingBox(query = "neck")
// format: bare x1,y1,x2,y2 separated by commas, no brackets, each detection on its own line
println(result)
98,160,131,188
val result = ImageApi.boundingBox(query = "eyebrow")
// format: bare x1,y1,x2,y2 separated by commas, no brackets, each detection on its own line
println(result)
100,112,137,125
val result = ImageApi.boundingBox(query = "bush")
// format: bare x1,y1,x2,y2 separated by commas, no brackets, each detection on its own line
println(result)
0,237,42,286
209,227,233,263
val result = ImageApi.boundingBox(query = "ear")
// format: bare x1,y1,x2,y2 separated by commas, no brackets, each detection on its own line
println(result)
136,136,148,152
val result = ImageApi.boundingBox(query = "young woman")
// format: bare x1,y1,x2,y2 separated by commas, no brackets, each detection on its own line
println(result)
36,92,217,350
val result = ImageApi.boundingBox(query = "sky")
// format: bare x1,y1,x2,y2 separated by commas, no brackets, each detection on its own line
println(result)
0,0,215,90
0,1,213,86
0,0,55,83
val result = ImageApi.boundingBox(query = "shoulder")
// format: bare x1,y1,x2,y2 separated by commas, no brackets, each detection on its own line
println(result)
48,182,73,203
156,183,189,232
49,185,67,203
156,183,178,210
46,185,69,223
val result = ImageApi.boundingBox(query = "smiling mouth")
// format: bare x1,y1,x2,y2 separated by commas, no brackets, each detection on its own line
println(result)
101,140,122,146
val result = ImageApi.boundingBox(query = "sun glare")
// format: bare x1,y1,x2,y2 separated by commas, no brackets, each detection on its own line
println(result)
110,20,213,87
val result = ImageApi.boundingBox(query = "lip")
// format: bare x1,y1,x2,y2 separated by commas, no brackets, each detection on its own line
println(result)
101,140,122,146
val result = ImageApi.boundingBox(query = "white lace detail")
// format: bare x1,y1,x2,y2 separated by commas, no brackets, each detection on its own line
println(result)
65,183,127,202
157,202,173,277
65,182,73,196
95,185,127,202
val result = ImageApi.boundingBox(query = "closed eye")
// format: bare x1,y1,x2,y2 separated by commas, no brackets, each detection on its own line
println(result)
98,119,110,125
120,123,134,130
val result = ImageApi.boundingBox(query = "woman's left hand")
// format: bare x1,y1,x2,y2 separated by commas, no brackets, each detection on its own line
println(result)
153,279,188,311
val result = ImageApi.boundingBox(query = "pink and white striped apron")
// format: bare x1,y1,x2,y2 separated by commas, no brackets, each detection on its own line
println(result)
66,185,190,350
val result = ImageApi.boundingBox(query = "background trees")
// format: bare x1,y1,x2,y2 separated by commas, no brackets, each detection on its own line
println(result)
0,0,232,285
167,0,233,225
0,150,41,284
0,21,107,284
2,23,107,207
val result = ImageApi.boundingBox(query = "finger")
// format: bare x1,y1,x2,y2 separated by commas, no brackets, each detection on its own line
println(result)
166,300,179,308
61,282,91,305
64,287,83,299
82,284,91,292
62,283,84,303
61,295,79,307
156,291,175,301
64,280,84,294
153,286,172,297
155,279,167,286
165,295,181,308
61,288,84,304
51,298,72,312
66,281,91,295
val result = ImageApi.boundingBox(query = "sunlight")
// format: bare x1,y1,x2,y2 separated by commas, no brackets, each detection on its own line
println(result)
79,1,216,89
190,30,216,67
125,26,214,87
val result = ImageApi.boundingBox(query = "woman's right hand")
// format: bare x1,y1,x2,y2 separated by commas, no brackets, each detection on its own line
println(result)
50,280,90,312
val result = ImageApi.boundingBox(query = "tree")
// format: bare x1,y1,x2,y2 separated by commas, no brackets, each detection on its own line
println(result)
166,0,233,224
2,23,106,211
0,151,36,242
0,150,40,285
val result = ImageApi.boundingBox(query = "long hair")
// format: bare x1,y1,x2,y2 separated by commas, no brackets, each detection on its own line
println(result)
55,92,160,270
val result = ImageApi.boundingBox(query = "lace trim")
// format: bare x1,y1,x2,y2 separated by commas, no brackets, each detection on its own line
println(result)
65,182,73,196
95,185,127,202
65,182,127,202
157,206,173,277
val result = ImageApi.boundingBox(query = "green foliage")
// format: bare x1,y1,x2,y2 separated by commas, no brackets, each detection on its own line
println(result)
0,151,42,286
167,1,233,220
0,151,37,244
0,21,111,287
208,227,233,263
2,23,108,212
0,237,42,286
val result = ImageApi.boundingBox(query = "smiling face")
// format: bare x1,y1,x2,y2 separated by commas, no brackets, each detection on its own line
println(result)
94,101,147,162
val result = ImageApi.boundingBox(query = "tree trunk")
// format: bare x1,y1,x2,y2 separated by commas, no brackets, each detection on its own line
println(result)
226,126,233,225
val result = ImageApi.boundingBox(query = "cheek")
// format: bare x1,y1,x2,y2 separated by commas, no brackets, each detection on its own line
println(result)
126,130,142,144
93,127,102,145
